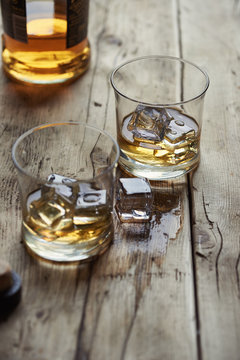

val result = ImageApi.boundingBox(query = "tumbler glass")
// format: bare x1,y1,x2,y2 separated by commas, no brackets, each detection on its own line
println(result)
12,122,119,262
111,55,209,180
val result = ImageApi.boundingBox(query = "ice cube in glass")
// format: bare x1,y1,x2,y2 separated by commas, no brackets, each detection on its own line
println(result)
27,187,73,232
164,109,197,145
127,105,173,143
74,186,108,226
43,173,78,203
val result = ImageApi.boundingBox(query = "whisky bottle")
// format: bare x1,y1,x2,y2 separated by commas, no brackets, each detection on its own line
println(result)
0,0,90,85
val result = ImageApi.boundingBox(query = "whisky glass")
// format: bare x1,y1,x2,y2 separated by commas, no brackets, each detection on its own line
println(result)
12,122,119,262
111,56,209,180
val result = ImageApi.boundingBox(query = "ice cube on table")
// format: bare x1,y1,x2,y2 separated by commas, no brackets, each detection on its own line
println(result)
127,105,173,143
116,177,152,223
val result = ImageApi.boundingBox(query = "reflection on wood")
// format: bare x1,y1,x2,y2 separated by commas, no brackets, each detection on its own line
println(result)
74,168,196,360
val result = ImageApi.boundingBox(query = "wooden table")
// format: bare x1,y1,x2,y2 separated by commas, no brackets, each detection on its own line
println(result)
0,0,240,359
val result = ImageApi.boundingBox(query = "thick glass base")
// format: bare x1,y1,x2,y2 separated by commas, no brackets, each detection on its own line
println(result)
119,151,200,180
23,224,113,262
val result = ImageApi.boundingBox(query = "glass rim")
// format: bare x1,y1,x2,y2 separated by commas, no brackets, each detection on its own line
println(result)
12,121,120,183
110,55,210,107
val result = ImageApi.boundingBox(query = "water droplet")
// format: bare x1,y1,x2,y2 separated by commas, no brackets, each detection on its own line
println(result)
175,120,185,126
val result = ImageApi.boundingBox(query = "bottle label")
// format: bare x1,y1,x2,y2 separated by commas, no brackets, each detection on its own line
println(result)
66,0,89,48
0,0,89,48
1,0,27,43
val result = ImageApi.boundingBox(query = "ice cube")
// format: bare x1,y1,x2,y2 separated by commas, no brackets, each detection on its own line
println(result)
28,189,73,231
76,190,107,208
118,177,151,195
127,105,173,143
163,109,197,146
115,177,152,223
34,200,65,227
73,189,108,225
153,149,169,158
43,173,78,203
79,182,94,193
165,118,195,144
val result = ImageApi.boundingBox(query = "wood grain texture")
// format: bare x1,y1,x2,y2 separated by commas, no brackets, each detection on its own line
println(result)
180,0,240,358
73,171,196,360
0,0,196,359
0,0,239,359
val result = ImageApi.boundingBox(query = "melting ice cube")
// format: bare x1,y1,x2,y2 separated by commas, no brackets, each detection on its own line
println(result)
74,189,108,225
76,190,107,209
48,174,76,185
164,109,197,145
127,105,173,143
79,182,95,193
165,119,195,144
43,173,78,203
27,188,73,231
116,177,152,223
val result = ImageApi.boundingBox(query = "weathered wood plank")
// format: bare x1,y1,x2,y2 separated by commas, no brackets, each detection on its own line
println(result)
75,1,197,359
0,1,102,358
180,0,240,358
75,173,196,360
0,1,197,360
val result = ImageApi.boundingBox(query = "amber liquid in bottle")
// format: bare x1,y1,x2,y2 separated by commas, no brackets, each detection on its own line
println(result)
1,0,90,85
